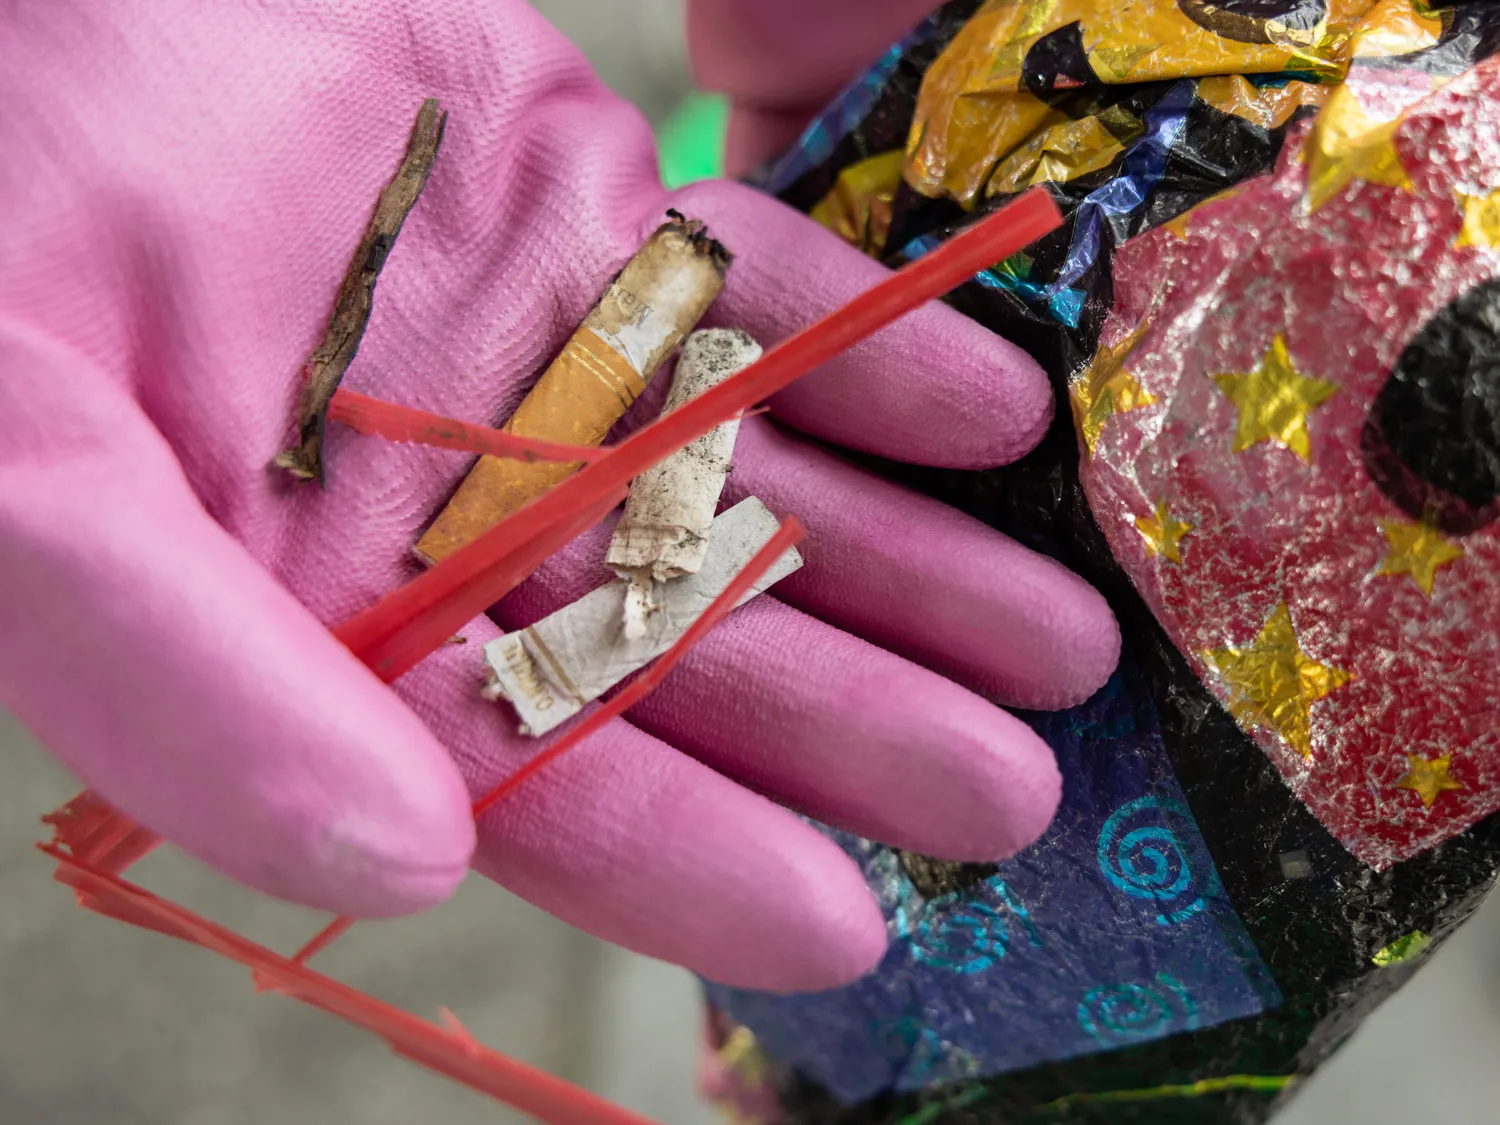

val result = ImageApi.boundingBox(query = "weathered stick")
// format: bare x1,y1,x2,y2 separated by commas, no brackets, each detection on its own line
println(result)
274,98,447,485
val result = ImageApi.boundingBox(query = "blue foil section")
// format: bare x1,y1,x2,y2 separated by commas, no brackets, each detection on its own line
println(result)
704,651,1280,1103
900,234,1088,328
753,14,945,198
1046,81,1194,296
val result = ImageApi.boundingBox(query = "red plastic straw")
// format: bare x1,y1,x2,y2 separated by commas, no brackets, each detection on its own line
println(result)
327,390,608,465
334,188,1061,682
292,914,356,965
333,486,627,681
41,838,660,1125
297,518,806,963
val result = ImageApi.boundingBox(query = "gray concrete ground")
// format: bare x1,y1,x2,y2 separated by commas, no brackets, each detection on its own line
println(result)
5,3,1500,1123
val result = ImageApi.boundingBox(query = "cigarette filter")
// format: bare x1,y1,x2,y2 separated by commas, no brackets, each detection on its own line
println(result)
416,212,731,564
482,497,801,736
606,328,762,638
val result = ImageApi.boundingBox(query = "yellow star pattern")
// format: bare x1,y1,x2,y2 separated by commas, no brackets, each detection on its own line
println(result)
1213,335,1338,462
1201,603,1350,759
1455,187,1500,250
1394,754,1465,808
1134,500,1194,563
1304,85,1413,214
1376,518,1464,597
1070,321,1156,456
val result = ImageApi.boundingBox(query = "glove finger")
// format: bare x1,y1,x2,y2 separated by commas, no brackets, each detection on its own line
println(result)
727,416,1121,710
496,517,1063,862
688,0,940,115
627,599,1063,861
723,102,821,179
669,179,1055,469
0,323,474,918
394,620,889,992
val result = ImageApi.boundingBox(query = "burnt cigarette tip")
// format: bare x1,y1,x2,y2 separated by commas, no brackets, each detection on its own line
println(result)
662,208,733,274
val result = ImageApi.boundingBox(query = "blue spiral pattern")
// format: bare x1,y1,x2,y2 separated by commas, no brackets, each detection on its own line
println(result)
1097,795,1215,925
907,878,1042,975
1077,973,1198,1046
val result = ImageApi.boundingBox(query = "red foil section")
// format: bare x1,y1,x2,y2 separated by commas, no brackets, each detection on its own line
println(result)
1084,59,1500,869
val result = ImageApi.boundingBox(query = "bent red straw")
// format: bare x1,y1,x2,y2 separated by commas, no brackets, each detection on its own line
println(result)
327,389,609,465
41,815,658,1125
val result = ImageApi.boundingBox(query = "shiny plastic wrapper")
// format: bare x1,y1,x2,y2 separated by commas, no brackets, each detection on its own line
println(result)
721,3,1500,1123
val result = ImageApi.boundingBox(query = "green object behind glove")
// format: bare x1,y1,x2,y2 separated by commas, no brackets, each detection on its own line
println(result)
657,92,728,188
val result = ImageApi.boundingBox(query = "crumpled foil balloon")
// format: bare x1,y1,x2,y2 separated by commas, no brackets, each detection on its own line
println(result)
704,3,1500,1123
1085,58,1500,870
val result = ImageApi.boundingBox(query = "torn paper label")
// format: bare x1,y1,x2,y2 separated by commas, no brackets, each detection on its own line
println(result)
482,497,801,736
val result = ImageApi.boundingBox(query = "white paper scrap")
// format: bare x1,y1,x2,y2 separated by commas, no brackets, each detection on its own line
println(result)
482,497,801,735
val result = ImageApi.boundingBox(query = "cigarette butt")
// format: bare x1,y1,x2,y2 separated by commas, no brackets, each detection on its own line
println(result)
482,497,801,736
605,328,762,638
416,212,731,564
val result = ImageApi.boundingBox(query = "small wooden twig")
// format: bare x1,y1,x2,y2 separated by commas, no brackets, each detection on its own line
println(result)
274,98,447,486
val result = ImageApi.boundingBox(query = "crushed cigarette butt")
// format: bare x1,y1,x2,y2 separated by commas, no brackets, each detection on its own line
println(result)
605,328,762,638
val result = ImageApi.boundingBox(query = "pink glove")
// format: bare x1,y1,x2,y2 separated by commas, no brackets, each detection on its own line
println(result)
0,1,1117,991
689,0,942,175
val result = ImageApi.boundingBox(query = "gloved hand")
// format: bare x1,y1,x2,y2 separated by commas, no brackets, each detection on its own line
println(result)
689,0,944,175
0,0,1117,991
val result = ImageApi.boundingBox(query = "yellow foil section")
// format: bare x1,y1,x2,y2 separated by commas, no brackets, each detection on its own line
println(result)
1201,603,1351,761
1303,83,1414,213
1455,188,1500,250
1375,518,1465,597
1349,0,1444,60
1212,335,1339,462
1134,499,1194,563
1077,1,1374,84
1070,317,1156,456
903,0,1399,208
986,105,1140,196
1196,75,1328,130
1395,755,1466,808
904,0,1082,205
809,150,906,256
